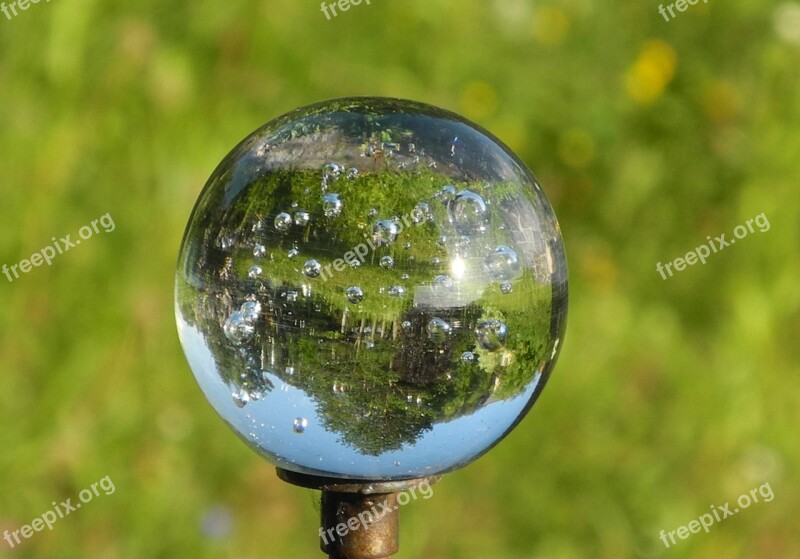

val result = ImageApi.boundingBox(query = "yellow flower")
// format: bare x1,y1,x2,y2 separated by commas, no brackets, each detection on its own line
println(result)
625,40,677,104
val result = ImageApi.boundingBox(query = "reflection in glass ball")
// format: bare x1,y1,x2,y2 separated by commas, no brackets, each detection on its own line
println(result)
175,97,568,480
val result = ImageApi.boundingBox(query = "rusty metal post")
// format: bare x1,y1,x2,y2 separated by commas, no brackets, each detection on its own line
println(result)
277,469,440,559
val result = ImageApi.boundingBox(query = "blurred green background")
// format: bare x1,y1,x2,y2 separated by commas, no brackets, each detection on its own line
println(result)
1,0,799,557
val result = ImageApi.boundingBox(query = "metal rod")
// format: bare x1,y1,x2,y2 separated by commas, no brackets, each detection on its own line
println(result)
321,490,399,558
276,468,440,559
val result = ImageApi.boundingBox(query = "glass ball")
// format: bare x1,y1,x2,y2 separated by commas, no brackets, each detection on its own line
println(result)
175,97,568,480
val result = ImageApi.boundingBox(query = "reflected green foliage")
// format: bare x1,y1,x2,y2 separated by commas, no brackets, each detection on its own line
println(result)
177,155,554,455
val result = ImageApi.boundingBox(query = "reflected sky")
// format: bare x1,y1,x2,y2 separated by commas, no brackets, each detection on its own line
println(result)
178,317,543,479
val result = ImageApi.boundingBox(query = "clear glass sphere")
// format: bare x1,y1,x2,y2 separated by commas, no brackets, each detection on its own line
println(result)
175,97,568,480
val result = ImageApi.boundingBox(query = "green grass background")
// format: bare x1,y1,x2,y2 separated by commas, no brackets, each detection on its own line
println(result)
1,0,799,557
